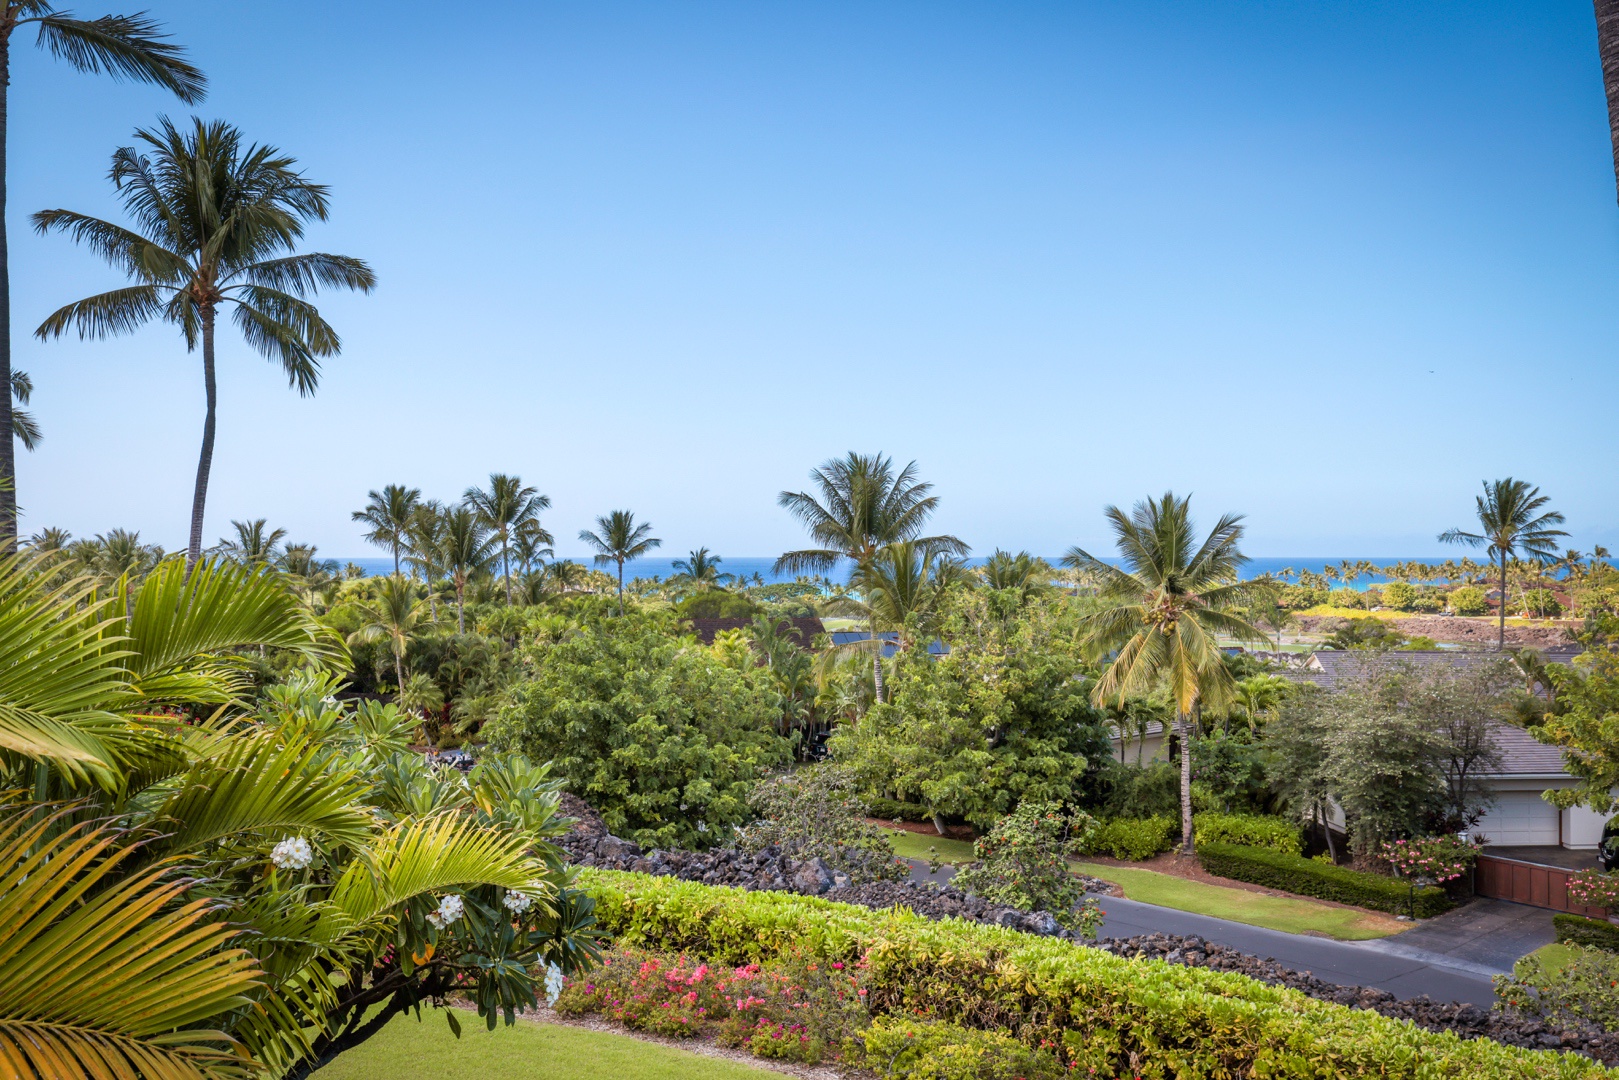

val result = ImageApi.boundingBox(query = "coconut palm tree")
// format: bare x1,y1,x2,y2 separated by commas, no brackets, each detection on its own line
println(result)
1439,478,1568,650
440,506,497,633
280,543,341,611
353,484,421,578
670,546,729,590
0,4,205,545
578,510,660,615
1598,0,1619,201
464,474,551,604
33,117,375,565
347,575,426,689
511,519,554,575
1069,492,1273,855
402,499,447,620
213,517,287,568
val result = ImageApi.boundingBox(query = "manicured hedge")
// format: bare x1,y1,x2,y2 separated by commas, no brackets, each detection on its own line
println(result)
578,869,1610,1078
1193,811,1302,855
1555,913,1619,953
865,796,933,823
1080,815,1177,860
1197,842,1452,918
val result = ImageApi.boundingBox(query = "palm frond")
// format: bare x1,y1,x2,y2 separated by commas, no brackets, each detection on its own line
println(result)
332,815,550,925
33,285,168,341
29,208,190,282
31,13,207,103
234,253,376,295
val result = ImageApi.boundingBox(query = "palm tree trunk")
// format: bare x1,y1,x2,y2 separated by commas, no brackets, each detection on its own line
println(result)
1599,0,1619,202
187,306,219,568
394,647,405,694
869,614,885,703
502,534,512,605
1177,711,1194,855
455,582,465,634
617,559,625,616
391,543,400,578
1498,551,1507,651
0,36,15,549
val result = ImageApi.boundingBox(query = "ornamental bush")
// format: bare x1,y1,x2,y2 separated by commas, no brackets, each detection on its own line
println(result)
1567,870,1619,910
1451,586,1490,615
860,1017,1065,1080
1496,944,1619,1034
949,802,1103,934
1383,581,1419,611
1198,843,1452,917
1194,812,1302,854
1555,914,1619,952
736,766,908,884
578,869,1610,1078
1079,815,1177,860
1380,835,1480,885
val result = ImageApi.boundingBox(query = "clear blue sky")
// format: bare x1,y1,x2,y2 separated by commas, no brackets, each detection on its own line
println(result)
12,1,1618,559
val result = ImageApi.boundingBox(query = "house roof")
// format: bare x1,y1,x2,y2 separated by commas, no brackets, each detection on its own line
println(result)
685,616,826,647
1287,650,1570,778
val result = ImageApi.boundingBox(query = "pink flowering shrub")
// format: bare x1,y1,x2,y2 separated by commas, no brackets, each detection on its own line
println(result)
1378,835,1479,884
1567,870,1619,910
553,945,871,1063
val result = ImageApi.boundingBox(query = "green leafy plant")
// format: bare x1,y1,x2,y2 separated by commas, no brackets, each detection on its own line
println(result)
1079,815,1177,861
1496,943,1619,1033
1450,586,1489,615
1567,870,1619,910
950,802,1103,935
859,1017,1065,1080
1380,836,1480,885
1193,812,1301,855
1555,914,1619,952
1198,843,1451,917
736,766,908,884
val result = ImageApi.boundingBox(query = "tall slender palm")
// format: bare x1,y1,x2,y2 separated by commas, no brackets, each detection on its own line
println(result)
403,499,447,620
511,519,554,575
212,516,286,568
1439,478,1568,650
352,484,420,578
1069,493,1272,855
464,473,551,604
33,117,375,565
775,452,967,697
347,575,426,691
440,505,497,632
578,510,660,615
0,4,205,545
671,546,729,590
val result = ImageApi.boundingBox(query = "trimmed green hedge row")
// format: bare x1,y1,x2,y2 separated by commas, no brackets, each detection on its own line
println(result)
1194,811,1302,855
577,869,1609,1078
1080,815,1177,860
1198,842,1453,918
1555,913,1619,952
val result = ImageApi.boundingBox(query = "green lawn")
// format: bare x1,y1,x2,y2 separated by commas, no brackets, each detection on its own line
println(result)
1071,861,1409,941
1516,942,1578,977
881,827,976,864
312,1010,776,1080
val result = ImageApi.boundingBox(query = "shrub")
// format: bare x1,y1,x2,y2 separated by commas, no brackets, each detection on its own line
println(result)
1450,586,1489,616
1279,585,1328,610
1380,836,1480,885
1080,815,1177,860
1555,914,1619,952
859,1017,1064,1079
1521,589,1565,619
737,766,908,884
1496,943,1619,1033
950,803,1103,934
578,869,1607,1078
1096,758,1180,819
1412,594,1446,614
1198,843,1452,917
865,796,933,823
1325,588,1368,610
1383,582,1418,611
676,591,761,619
1193,812,1301,854
1567,870,1619,910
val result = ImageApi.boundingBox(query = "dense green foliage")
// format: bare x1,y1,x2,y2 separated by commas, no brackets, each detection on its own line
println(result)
1497,944,1619,1035
1193,811,1302,854
736,766,907,883
1554,914,1619,952
1451,585,1490,615
579,869,1603,1078
484,612,792,848
950,802,1103,932
1080,815,1178,860
1198,843,1452,917
1536,616,1619,815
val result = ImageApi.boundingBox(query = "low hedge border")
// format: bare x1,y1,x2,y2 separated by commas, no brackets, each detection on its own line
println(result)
577,868,1611,1078
1198,842,1452,918
1555,913,1619,953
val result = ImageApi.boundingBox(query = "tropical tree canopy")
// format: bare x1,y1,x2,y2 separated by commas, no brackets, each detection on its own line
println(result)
1440,478,1567,650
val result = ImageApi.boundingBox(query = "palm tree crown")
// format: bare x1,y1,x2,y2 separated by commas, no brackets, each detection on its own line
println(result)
440,505,498,633
774,452,967,576
0,3,206,545
671,546,729,590
1439,478,1568,650
212,517,286,568
464,473,551,604
353,484,421,577
33,117,375,564
1069,492,1272,854
578,510,660,614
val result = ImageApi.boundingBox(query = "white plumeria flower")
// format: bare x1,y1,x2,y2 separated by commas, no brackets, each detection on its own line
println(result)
270,837,313,870
543,963,565,1006
503,890,535,914
426,893,465,929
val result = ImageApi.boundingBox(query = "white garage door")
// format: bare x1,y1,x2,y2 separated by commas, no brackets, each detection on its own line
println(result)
1476,792,1560,846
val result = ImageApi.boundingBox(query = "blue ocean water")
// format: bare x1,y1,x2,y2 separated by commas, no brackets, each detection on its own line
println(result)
335,555,1439,588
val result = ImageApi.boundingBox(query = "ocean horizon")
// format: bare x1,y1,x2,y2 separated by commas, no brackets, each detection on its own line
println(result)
333,555,1460,588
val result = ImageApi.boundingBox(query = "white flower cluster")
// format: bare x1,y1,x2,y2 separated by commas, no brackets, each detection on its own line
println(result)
270,837,313,870
425,893,465,929
502,890,534,914
543,963,565,1006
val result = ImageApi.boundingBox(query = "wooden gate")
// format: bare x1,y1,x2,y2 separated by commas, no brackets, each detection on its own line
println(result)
1475,854,1608,916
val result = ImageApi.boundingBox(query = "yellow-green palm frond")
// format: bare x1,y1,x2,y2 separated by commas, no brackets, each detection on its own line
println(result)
140,733,374,856
332,814,552,925
0,808,262,1080
0,554,131,782
122,558,348,704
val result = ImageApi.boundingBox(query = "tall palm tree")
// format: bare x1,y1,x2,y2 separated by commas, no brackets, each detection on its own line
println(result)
1069,493,1272,855
1439,478,1568,650
464,474,551,604
403,499,447,621
440,506,497,632
212,517,286,568
33,117,375,565
578,510,660,615
1598,0,1619,202
347,575,426,690
512,518,554,574
280,543,341,611
670,546,729,590
775,452,967,695
352,484,421,577
0,4,205,545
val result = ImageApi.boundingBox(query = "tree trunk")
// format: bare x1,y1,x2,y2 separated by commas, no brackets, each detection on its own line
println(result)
0,37,15,549
1598,0,1619,202
1498,551,1507,651
186,306,218,568
392,544,400,577
870,614,885,703
931,811,948,837
1177,711,1194,855
456,582,465,634
617,559,625,615
502,534,512,605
